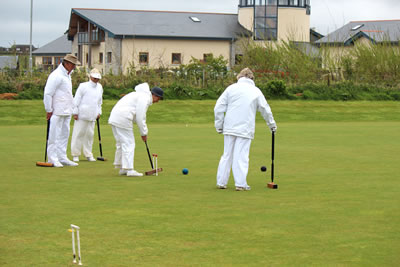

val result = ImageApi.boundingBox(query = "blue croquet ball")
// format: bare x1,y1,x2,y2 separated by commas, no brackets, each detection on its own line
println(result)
182,168,189,175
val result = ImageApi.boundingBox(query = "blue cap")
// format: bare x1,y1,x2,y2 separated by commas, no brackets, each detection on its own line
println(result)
151,87,164,100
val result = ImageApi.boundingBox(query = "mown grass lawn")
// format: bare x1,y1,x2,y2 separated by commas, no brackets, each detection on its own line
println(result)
1,100,400,266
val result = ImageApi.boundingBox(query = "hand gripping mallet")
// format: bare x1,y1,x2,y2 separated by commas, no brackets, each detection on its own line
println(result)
96,118,106,161
36,119,53,167
144,141,162,175
267,131,278,189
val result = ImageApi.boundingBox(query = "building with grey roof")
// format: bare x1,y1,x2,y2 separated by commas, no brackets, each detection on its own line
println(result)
33,34,71,71
316,20,400,46
67,1,313,74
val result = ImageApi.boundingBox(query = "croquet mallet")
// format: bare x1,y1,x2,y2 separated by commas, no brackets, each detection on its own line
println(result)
36,119,53,167
144,141,162,175
96,118,106,161
267,130,278,189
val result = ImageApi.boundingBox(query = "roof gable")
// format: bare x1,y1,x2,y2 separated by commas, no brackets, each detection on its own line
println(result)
33,34,71,55
68,8,249,40
316,20,400,45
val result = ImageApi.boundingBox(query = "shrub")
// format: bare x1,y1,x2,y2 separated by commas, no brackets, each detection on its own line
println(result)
258,79,289,99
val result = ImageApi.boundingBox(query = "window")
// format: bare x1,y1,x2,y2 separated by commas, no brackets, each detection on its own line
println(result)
240,0,254,6
86,53,89,64
351,24,364,31
203,53,212,62
54,57,63,66
78,45,82,64
99,53,103,64
43,57,52,65
254,1,278,40
172,53,181,65
279,0,287,5
235,54,243,65
190,16,201,22
139,52,149,65
107,52,112,63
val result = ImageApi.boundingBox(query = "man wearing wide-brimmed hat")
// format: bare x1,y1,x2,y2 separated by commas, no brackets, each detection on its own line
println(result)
43,54,81,167
71,68,104,162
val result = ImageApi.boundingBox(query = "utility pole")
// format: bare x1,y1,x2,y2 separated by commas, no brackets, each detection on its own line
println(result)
29,0,33,74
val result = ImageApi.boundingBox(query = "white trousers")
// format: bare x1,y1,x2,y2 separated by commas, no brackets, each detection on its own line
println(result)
71,119,95,158
111,126,135,170
216,135,252,188
47,115,71,163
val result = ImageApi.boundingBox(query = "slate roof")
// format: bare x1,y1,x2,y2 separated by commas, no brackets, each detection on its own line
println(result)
316,20,400,45
293,42,320,58
0,55,18,69
33,34,71,55
69,8,249,40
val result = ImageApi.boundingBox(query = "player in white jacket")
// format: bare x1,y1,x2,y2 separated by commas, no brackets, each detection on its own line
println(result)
43,54,80,168
108,83,163,177
214,68,277,191
71,68,103,162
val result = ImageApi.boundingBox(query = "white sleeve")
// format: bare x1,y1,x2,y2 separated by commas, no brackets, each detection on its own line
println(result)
135,95,150,136
98,85,103,116
43,74,58,113
73,84,84,115
214,90,228,132
257,95,276,129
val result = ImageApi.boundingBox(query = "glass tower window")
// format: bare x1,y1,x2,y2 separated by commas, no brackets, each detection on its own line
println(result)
254,1,278,40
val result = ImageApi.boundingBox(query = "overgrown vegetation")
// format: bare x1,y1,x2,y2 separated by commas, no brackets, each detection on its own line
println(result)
1,38,400,100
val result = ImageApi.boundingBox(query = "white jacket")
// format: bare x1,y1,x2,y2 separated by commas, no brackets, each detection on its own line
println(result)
43,64,74,115
73,80,103,121
214,77,276,139
108,83,153,136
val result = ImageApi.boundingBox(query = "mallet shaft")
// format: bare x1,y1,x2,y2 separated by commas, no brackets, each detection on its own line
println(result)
271,131,275,183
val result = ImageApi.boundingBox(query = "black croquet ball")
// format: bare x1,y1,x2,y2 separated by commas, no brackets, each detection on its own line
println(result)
261,166,267,172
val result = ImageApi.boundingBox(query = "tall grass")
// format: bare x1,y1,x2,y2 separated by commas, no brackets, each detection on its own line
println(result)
1,38,400,100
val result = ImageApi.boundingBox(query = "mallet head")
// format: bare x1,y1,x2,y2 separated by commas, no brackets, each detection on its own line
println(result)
267,182,278,189
97,157,106,161
36,162,54,167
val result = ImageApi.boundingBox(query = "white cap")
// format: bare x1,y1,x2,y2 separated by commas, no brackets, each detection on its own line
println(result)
90,68,102,79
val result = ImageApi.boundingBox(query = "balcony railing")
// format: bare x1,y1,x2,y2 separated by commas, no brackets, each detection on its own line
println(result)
78,31,104,45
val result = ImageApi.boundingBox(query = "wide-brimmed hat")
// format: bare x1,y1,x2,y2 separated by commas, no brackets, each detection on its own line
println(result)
63,54,81,65
151,87,164,100
90,68,102,79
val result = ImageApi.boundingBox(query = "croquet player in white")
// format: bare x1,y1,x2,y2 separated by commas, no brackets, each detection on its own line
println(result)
108,83,163,176
214,68,277,191
43,54,80,168
71,68,103,162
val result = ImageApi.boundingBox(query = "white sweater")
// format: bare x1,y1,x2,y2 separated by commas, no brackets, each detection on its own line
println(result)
108,83,153,136
214,77,276,139
43,64,74,115
73,80,103,121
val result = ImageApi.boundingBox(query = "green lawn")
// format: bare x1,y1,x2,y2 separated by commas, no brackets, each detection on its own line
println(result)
1,100,400,266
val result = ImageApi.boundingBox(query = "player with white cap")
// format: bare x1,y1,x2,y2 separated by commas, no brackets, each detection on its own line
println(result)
71,68,104,162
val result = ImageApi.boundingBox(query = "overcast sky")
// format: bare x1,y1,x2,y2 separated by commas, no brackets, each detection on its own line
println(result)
0,0,399,48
